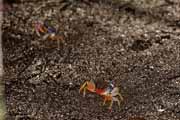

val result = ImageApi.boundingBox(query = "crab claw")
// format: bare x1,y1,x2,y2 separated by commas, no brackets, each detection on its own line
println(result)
79,80,96,97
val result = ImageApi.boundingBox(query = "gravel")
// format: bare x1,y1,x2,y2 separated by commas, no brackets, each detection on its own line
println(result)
2,0,180,120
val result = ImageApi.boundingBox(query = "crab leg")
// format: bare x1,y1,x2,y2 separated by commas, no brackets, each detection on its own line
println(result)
118,93,123,101
79,82,88,93
103,97,107,106
112,88,123,100
109,100,113,110
83,86,87,97
113,97,121,107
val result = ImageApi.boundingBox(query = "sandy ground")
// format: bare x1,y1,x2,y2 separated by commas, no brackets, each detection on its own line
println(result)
2,0,180,120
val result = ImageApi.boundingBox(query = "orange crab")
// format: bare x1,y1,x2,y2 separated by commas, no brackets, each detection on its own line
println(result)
79,80,123,109
33,21,64,41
